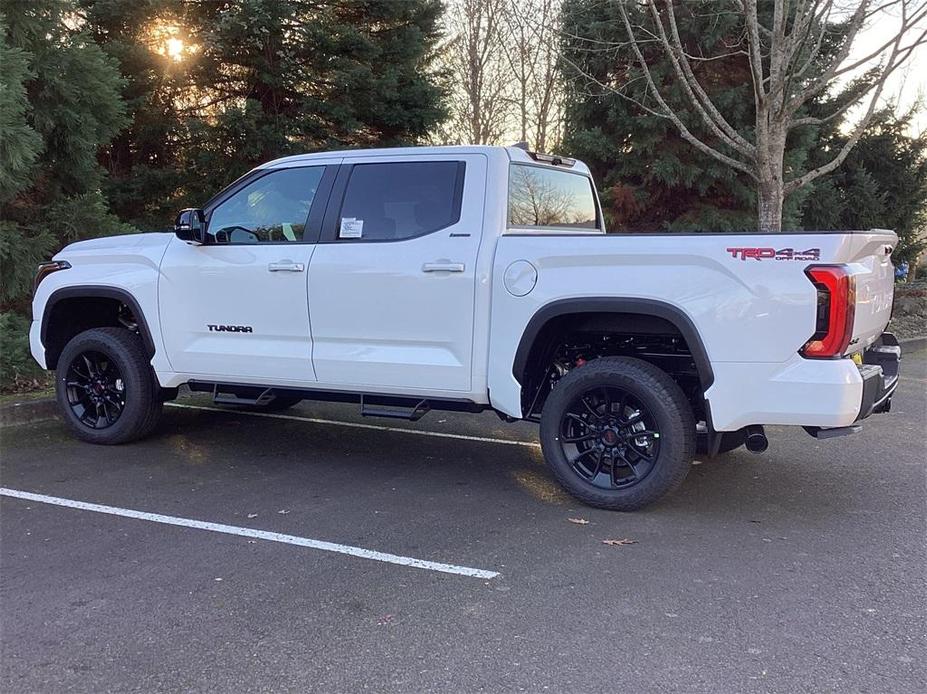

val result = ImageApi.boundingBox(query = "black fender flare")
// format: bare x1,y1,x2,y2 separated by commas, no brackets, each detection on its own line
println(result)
512,297,714,390
41,285,156,368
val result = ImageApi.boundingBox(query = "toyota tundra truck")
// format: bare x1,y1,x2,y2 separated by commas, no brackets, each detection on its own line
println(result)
30,145,901,510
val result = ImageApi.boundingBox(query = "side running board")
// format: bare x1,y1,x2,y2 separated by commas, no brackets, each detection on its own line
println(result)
360,395,431,421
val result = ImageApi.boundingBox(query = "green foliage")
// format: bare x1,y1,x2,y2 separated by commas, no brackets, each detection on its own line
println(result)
1,1,131,389
79,0,194,229
1,0,448,391
1,0,130,312
0,15,41,204
802,110,927,265
0,312,49,391
0,220,55,307
558,0,859,233
185,0,447,200
87,0,448,222
560,0,768,230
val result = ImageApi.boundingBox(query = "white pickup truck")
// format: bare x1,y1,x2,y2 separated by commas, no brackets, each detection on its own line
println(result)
30,145,901,510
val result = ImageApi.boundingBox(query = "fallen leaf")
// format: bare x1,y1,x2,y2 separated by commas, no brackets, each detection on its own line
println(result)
602,538,637,547
247,513,258,519
568,518,590,525
277,510,290,515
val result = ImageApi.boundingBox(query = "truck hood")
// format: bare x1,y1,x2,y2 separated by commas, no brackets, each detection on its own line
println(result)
56,232,174,258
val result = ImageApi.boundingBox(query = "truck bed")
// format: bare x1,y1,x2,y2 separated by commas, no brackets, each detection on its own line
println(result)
487,229,897,428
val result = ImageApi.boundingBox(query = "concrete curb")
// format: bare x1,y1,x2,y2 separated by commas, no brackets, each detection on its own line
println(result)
0,398,57,428
899,335,927,352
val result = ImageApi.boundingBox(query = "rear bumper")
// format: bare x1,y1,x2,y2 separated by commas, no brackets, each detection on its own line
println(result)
801,333,900,439
856,332,900,420
706,332,901,431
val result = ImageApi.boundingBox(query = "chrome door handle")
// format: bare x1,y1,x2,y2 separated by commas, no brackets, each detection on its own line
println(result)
268,260,304,272
422,261,465,273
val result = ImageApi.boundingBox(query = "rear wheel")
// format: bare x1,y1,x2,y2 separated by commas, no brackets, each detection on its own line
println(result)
56,328,162,444
539,357,695,511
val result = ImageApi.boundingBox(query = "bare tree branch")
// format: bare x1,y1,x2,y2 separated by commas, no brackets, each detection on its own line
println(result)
655,1,756,155
615,1,758,178
785,3,924,193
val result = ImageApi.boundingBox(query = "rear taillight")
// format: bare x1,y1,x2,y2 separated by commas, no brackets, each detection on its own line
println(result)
801,265,856,359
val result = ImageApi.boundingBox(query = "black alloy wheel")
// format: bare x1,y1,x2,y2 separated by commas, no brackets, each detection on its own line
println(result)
64,350,127,429
55,327,163,444
539,356,695,511
558,386,661,490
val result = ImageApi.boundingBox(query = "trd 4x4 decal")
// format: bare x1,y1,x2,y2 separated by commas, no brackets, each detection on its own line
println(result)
207,324,253,333
726,247,820,261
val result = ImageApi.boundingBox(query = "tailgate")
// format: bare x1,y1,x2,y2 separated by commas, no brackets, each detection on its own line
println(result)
840,229,897,353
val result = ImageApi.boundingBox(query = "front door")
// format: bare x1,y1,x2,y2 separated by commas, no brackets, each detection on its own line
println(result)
159,163,337,384
307,154,486,392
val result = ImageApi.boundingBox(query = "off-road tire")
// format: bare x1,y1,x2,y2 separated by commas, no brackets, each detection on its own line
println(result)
539,356,695,511
56,328,162,444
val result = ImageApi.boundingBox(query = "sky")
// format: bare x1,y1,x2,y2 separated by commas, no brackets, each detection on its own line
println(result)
846,4,926,135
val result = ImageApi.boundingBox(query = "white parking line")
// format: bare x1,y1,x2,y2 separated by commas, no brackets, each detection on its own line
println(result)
166,402,541,448
0,488,500,580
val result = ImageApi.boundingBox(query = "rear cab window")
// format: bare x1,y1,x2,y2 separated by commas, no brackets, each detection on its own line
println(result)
334,161,465,242
508,164,601,232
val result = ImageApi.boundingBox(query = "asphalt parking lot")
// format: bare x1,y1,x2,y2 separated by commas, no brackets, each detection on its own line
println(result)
2,351,925,693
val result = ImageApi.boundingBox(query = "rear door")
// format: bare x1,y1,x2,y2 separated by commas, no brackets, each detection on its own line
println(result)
159,161,338,383
307,154,486,392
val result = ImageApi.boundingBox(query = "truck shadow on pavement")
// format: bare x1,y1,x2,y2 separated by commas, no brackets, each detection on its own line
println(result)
3,386,916,531
139,405,896,525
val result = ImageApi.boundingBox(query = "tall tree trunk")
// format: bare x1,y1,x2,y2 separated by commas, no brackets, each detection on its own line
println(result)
755,125,786,232
756,179,784,232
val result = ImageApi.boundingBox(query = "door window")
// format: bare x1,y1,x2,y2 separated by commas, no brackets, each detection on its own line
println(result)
336,161,465,241
508,164,599,230
208,167,324,243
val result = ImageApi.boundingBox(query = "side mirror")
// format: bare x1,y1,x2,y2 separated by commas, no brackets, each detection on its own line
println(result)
174,208,207,244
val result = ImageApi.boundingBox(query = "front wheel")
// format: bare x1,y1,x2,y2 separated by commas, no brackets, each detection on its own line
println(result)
55,328,162,444
539,357,695,511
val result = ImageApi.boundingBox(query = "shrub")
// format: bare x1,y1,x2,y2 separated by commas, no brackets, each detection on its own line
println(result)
0,312,49,392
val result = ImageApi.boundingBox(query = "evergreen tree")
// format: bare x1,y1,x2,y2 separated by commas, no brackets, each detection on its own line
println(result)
0,1,128,388
559,0,838,232
195,0,445,175
802,110,927,266
83,0,448,223
79,0,191,230
559,0,758,231
1,1,129,310
186,0,448,203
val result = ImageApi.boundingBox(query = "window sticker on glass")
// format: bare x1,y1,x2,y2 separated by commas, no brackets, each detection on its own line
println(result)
340,217,364,238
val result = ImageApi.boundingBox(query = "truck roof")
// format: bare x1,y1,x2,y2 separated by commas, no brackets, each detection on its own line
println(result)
259,145,592,176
